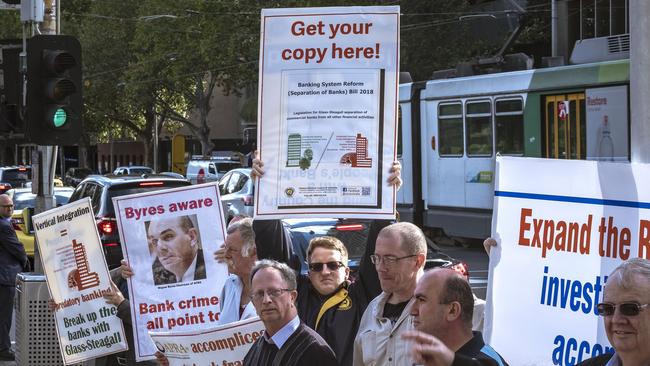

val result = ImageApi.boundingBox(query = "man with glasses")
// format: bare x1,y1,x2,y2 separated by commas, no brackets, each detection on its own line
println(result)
401,268,508,366
353,222,427,366
577,258,650,366
251,157,401,366
244,259,337,366
0,194,28,361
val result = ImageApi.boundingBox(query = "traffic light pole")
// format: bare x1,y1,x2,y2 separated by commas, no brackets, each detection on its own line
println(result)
31,0,60,274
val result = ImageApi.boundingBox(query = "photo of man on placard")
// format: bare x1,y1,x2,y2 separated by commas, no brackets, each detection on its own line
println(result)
145,215,206,285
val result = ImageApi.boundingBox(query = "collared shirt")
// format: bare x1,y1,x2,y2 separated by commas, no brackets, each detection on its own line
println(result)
604,353,620,366
180,254,198,283
354,292,416,366
264,315,300,350
219,274,257,325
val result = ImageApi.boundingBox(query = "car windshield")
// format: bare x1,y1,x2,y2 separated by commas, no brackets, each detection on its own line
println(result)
216,163,241,173
129,168,153,175
287,220,370,273
105,181,189,216
2,169,31,187
13,190,73,210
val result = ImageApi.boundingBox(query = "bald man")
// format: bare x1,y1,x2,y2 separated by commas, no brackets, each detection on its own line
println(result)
403,268,508,366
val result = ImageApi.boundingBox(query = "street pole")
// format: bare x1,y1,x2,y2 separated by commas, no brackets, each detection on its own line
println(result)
154,116,159,172
630,0,650,163
31,0,59,274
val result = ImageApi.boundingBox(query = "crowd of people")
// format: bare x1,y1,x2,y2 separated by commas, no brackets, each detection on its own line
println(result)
1,155,649,366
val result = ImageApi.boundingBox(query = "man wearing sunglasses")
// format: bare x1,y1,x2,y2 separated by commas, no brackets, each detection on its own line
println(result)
0,194,28,361
577,258,650,366
250,157,401,366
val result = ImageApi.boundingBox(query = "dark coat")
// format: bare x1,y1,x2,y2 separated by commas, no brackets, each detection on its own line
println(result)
0,218,28,286
243,322,337,366
252,219,389,366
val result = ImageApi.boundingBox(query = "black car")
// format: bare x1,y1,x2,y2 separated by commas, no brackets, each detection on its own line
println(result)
0,166,31,192
283,218,468,278
64,167,94,187
68,174,192,268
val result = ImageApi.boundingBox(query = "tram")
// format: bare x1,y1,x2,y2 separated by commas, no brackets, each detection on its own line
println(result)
397,59,630,241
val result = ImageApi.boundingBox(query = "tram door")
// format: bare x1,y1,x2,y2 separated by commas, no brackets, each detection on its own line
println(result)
544,93,586,159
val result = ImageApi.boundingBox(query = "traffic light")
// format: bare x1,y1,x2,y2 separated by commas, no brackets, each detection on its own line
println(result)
26,35,82,145
0,45,23,134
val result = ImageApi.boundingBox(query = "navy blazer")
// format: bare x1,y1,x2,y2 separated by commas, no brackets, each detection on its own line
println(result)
0,218,28,286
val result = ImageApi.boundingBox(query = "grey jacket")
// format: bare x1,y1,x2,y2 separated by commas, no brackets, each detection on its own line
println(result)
353,293,416,366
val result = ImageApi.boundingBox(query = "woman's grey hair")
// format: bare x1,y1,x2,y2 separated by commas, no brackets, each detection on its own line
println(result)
251,259,297,291
607,258,650,290
227,218,255,257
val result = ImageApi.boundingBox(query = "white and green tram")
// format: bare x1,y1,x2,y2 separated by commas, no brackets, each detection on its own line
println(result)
397,59,630,241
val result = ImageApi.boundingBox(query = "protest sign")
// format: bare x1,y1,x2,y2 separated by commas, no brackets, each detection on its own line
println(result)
485,157,650,366
33,198,127,364
150,317,264,366
256,6,400,219
113,183,229,361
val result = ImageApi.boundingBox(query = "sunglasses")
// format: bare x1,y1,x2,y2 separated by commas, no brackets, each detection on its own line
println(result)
308,261,345,272
596,302,649,316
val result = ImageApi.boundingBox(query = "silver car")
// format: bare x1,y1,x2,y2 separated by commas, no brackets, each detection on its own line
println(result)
218,168,253,223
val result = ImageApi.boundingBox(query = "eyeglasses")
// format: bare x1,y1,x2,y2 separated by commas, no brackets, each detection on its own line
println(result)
370,254,417,266
0,205,13,209
596,302,649,316
250,288,292,302
308,261,345,272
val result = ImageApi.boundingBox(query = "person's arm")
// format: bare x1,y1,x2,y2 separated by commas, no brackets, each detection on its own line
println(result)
0,222,28,268
354,161,401,300
252,219,300,271
355,219,392,301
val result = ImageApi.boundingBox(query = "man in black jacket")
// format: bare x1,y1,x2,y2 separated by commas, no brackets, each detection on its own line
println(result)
0,194,28,361
402,268,508,366
251,158,401,366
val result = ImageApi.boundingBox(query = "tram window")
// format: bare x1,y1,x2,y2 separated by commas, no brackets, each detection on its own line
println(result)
495,98,524,155
438,102,463,156
466,100,492,156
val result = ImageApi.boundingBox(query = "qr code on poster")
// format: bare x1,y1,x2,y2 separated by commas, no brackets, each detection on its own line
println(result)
361,187,370,196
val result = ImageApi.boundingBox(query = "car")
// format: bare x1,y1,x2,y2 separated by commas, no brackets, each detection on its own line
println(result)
218,168,253,223
24,177,64,188
64,167,94,187
283,218,469,278
8,187,75,260
68,174,192,268
158,171,187,180
0,166,31,191
112,166,154,175
186,157,242,185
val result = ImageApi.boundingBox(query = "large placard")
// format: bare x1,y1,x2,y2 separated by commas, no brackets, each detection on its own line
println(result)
485,157,650,365
256,6,400,219
150,317,264,366
33,198,128,365
113,183,229,361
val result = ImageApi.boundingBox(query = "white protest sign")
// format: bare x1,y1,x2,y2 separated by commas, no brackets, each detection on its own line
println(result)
256,6,400,219
485,157,650,366
33,198,127,364
113,183,229,361
150,317,264,366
